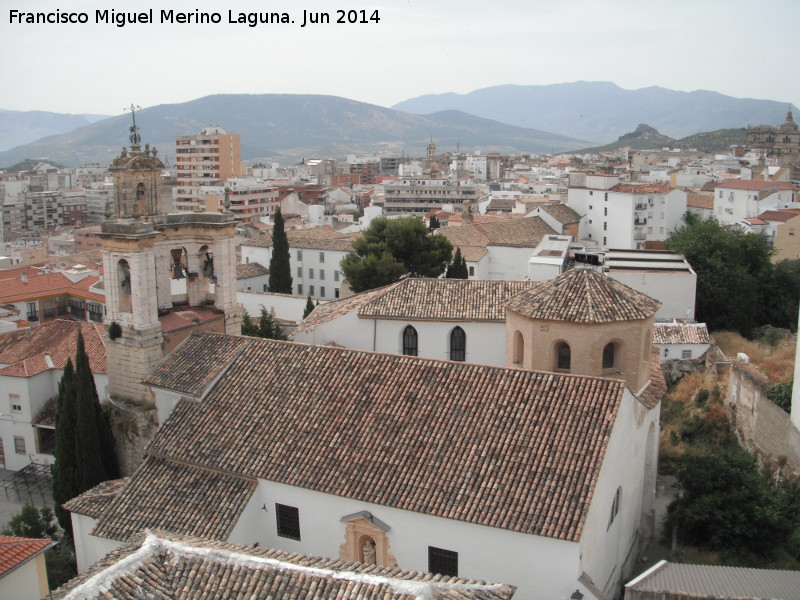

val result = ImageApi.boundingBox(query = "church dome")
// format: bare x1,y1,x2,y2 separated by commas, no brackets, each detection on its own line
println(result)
505,267,661,323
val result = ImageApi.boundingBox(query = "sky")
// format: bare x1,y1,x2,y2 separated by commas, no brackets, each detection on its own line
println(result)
1,0,798,117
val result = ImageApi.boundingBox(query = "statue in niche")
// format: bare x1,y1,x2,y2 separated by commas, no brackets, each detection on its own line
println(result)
362,540,376,565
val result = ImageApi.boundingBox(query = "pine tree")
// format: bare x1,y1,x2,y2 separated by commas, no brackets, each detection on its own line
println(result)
268,208,293,294
258,306,287,341
446,247,469,279
51,358,77,534
303,296,315,319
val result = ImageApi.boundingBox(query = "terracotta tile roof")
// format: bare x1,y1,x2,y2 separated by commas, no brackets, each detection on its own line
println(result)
32,397,57,427
51,530,517,600
128,336,629,542
539,203,582,224
777,182,798,191
359,279,540,321
62,478,129,519
0,320,106,376
639,347,668,410
89,456,256,541
236,262,269,279
440,217,556,250
157,306,225,334
243,228,358,252
293,279,541,335
609,183,674,194
743,218,768,225
0,535,54,577
505,268,661,323
757,209,800,223
686,192,714,210
715,180,776,191
653,323,711,345
0,270,103,304
144,332,251,397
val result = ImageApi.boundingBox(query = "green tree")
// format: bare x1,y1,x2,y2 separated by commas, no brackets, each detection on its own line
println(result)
429,215,441,231
766,380,792,413
258,306,287,340
3,504,77,589
240,309,260,337
446,247,469,279
340,217,454,292
51,358,78,533
765,259,800,331
666,213,773,336
665,449,786,560
52,332,119,537
268,208,293,294
303,295,315,319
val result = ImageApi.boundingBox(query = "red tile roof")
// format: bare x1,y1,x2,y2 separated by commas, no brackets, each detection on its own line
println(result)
50,530,516,600
0,269,103,304
505,268,661,323
758,209,800,223
715,180,776,191
0,535,54,577
114,334,633,543
0,320,107,377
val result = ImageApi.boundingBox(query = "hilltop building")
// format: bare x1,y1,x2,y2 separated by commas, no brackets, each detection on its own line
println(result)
747,110,800,159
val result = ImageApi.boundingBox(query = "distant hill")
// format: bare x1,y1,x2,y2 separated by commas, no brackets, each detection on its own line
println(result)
0,109,109,152
576,123,748,154
392,82,798,143
0,95,588,168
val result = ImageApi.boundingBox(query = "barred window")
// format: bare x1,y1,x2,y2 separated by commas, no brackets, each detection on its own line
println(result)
428,546,458,577
276,504,301,540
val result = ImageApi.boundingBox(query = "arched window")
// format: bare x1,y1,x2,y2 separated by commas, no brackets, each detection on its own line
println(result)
513,331,524,365
602,342,615,369
402,326,418,356
449,327,466,361
556,342,571,371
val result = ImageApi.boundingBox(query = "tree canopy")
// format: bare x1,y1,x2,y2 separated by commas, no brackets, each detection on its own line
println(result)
446,247,469,279
268,208,293,294
52,332,118,536
340,217,454,292
665,213,781,335
240,306,287,340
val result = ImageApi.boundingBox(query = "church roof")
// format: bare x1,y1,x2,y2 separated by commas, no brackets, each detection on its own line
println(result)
505,268,661,323
243,227,358,252
440,216,556,250
92,333,631,543
51,530,516,600
294,279,541,336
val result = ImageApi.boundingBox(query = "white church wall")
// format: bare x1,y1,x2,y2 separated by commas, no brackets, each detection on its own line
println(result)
228,478,583,600
579,390,660,598
73,513,122,573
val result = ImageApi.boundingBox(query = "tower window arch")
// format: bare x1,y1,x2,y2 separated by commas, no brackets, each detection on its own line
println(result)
603,342,616,369
513,331,524,365
556,341,571,371
449,326,466,361
117,259,132,313
402,325,418,356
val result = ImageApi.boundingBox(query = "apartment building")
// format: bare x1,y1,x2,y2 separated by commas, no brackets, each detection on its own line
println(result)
383,178,479,214
713,180,797,226
174,126,243,212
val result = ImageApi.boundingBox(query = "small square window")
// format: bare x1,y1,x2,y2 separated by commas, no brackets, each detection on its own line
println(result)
682,349,692,359
428,546,458,577
276,503,301,540
14,436,26,455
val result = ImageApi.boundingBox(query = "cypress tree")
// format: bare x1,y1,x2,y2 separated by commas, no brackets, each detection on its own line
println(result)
303,295,315,319
52,358,78,534
258,306,287,341
268,208,293,294
241,309,259,336
446,247,469,279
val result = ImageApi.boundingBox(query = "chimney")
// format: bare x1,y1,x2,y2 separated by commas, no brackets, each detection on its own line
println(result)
21,271,28,283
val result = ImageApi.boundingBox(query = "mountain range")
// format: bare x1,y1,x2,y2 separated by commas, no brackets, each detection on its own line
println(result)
0,109,108,152
392,82,797,142
0,82,796,168
0,95,584,168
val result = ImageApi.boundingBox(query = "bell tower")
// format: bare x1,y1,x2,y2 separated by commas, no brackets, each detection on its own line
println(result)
109,104,164,218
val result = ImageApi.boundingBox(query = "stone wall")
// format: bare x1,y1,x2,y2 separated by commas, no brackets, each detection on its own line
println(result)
725,362,800,476
106,398,159,477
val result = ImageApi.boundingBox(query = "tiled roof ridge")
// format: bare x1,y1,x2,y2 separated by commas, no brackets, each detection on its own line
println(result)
55,530,515,600
145,450,258,483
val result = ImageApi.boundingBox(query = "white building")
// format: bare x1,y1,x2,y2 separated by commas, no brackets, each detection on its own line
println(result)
652,322,712,362
0,321,107,471
713,180,798,226
383,178,479,215
241,228,357,300
567,174,687,249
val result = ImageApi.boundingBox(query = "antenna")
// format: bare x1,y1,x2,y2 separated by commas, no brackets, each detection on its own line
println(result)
125,103,142,147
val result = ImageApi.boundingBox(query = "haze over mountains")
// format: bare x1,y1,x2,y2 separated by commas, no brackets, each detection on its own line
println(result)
392,82,798,142
0,82,796,168
0,109,108,152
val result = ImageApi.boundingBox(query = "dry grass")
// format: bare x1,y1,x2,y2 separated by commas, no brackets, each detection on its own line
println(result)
713,330,795,383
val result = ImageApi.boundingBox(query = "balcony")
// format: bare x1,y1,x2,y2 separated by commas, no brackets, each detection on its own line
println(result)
635,203,647,210
634,232,646,240
634,217,647,225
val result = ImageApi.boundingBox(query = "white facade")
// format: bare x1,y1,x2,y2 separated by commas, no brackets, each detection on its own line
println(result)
713,182,797,226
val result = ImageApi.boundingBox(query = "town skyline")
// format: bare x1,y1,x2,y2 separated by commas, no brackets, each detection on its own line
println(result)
1,0,798,116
